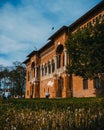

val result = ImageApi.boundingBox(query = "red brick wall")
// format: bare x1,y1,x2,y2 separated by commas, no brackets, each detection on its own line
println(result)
72,76,96,97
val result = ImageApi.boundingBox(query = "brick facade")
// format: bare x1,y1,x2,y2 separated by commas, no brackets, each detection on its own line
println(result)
24,1,104,98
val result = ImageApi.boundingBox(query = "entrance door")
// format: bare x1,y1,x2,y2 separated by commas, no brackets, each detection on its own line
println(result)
30,85,34,98
58,77,63,97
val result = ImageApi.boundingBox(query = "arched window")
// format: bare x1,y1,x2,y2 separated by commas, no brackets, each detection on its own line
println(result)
48,61,51,74
45,63,47,75
31,62,35,68
31,62,35,77
63,54,64,66
28,71,30,81
52,59,55,73
56,44,64,68
57,55,61,68
42,65,44,76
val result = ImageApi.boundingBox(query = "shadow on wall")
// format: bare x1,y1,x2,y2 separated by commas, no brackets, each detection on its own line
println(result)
95,78,104,97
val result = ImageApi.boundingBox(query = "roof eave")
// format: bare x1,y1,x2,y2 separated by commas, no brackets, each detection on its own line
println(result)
27,50,38,58
23,58,30,64
48,26,68,40
68,1,104,31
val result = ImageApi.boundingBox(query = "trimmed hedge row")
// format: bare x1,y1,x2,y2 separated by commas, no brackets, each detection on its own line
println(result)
1,97,104,111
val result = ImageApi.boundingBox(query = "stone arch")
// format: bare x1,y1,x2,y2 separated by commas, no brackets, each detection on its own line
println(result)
56,44,64,54
31,62,35,77
31,61,35,68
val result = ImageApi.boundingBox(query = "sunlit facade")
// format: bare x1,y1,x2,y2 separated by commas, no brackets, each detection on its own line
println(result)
24,1,104,98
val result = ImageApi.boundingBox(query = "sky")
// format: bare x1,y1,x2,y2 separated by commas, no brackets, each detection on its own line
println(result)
0,0,102,66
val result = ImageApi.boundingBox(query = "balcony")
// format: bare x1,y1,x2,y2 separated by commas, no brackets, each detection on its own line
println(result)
30,77,39,84
40,66,66,81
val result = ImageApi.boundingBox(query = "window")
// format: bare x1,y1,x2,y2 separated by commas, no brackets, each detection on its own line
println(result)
45,63,47,75
27,90,29,96
57,55,61,68
28,71,30,81
101,14,104,20
99,14,102,19
42,65,44,76
52,59,55,72
48,61,51,74
83,79,88,89
31,62,35,77
93,78,101,89
92,19,96,24
56,44,64,69
63,54,64,66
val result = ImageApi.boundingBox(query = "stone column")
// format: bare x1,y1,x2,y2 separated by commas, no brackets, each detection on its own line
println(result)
64,48,67,66
30,71,32,81
35,66,37,78
54,55,57,70
40,65,42,77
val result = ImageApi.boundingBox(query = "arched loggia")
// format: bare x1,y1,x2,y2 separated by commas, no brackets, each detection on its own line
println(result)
56,44,64,69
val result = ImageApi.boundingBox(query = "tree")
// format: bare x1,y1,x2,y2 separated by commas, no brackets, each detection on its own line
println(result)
66,18,104,79
0,65,4,80
9,62,26,97
0,61,26,97
0,65,11,90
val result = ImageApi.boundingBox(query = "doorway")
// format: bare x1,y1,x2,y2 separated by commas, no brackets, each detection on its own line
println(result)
57,77,63,97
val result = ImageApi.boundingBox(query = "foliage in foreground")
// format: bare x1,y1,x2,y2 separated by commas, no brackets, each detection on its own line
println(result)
0,98,104,130
66,19,104,79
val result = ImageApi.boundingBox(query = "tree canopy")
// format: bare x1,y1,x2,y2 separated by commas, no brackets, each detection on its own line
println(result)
66,19,104,79
0,61,26,97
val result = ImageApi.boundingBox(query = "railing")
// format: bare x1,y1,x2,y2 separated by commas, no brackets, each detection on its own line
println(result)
30,77,39,84
29,66,67,82
55,66,66,75
40,66,66,81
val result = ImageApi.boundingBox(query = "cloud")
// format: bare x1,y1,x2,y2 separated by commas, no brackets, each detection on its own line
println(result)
0,1,53,66
0,0,101,66
0,2,52,42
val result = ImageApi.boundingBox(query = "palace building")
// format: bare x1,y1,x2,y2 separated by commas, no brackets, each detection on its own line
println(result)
24,1,104,98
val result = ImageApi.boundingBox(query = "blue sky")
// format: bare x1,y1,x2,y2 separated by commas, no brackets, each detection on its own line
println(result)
0,0,102,66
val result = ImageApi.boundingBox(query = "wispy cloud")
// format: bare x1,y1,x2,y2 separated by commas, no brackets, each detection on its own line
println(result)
0,0,101,66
